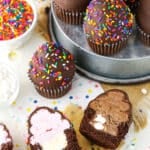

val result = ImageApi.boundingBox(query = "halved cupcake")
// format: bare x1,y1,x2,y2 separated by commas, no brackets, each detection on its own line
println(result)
80,89,132,149
27,107,80,149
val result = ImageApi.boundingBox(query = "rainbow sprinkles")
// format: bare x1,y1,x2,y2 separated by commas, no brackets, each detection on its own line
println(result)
0,0,34,40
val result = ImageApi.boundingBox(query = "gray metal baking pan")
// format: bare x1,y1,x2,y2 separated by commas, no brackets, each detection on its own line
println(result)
49,2,150,84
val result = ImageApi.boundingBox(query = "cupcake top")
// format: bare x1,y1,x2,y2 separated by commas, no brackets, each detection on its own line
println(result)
29,42,75,88
84,0,134,45
54,0,91,11
137,0,150,34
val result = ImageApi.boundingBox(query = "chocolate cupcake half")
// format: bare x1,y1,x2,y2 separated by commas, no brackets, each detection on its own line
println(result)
27,107,80,150
53,0,91,24
79,89,132,149
84,0,134,56
0,124,13,150
28,42,76,98
136,0,150,47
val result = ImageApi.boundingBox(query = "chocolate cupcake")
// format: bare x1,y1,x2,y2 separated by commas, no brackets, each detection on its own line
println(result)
84,0,134,56
136,0,150,46
27,107,80,150
79,89,132,149
28,42,76,98
53,0,91,24
0,123,13,150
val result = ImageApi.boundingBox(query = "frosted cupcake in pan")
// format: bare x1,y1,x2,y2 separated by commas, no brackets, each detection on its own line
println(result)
28,42,76,98
83,0,134,56
53,0,91,24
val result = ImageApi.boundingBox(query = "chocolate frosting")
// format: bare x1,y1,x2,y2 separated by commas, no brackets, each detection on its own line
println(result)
28,42,75,89
137,0,150,33
54,0,91,11
84,0,134,45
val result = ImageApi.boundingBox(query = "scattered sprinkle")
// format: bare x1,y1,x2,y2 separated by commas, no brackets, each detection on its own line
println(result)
85,95,89,99
54,106,58,110
12,101,16,105
33,100,38,104
88,89,93,94
15,144,20,148
52,100,57,105
95,84,99,88
8,50,17,60
26,107,31,113
69,96,73,99
78,83,82,86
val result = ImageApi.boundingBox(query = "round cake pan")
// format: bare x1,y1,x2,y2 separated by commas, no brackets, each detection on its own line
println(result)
49,2,150,84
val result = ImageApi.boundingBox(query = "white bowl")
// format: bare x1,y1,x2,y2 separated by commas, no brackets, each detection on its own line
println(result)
0,0,37,50
0,62,20,106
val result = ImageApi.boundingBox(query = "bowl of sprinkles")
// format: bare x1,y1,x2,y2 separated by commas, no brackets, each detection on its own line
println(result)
0,0,37,49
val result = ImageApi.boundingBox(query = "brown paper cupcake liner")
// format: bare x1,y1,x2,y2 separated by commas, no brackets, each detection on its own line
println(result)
137,25,150,47
35,81,72,98
28,72,73,98
87,39,128,56
53,1,84,25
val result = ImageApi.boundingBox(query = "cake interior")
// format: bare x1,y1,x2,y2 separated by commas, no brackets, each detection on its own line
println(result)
89,90,130,136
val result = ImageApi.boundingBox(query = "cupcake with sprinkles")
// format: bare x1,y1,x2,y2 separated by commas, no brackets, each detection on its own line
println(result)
28,42,76,98
84,0,134,56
